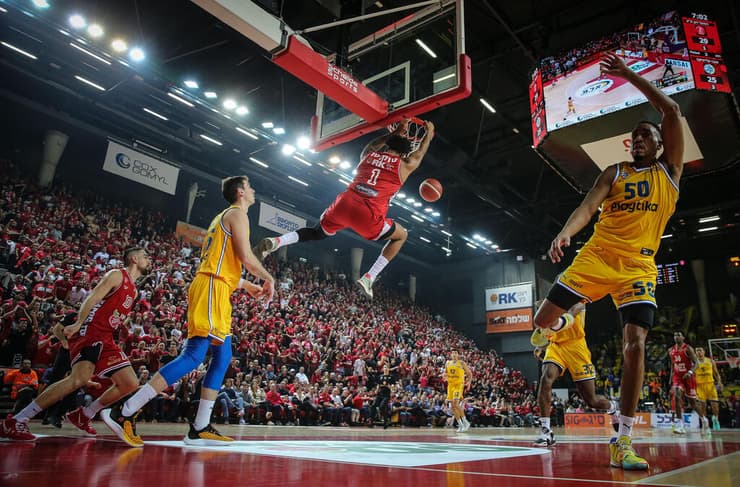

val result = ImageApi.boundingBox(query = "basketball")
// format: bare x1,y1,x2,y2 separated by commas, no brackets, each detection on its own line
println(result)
419,178,443,202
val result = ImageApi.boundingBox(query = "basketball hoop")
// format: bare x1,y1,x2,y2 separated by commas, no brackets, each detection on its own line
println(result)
727,355,739,369
387,117,427,152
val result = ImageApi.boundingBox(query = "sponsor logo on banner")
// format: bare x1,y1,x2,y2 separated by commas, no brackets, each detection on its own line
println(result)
565,413,650,429
258,202,306,234
148,440,547,466
175,221,208,248
485,284,533,311
580,117,703,171
486,308,533,334
651,412,698,429
102,141,179,195
485,283,533,334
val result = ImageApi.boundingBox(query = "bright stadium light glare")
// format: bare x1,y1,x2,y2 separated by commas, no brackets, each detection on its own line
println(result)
261,122,274,129
413,202,422,207
69,14,86,30
204,91,217,99
297,136,311,150
235,127,258,140
440,230,452,237
222,99,237,110
480,98,496,113
273,127,285,135
1,41,37,60
32,0,50,9
129,47,145,62
235,105,248,116
87,24,104,38
184,80,199,89
329,155,341,164
432,211,440,217
281,144,296,156
424,208,433,213
339,161,351,170
110,39,127,52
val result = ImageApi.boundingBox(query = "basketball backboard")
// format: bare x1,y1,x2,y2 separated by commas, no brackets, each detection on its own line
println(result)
309,0,470,151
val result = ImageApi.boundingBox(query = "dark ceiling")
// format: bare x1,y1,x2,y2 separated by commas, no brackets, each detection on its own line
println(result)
1,0,739,264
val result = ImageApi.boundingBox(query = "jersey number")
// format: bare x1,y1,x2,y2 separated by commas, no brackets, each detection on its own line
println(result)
625,181,650,199
632,280,655,298
367,168,381,186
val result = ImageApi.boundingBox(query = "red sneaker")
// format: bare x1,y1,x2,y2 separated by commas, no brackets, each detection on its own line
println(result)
0,414,36,442
66,407,97,436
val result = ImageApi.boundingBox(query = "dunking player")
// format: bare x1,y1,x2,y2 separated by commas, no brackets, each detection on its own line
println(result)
533,52,684,470
694,346,723,431
103,176,274,447
531,301,618,446
0,248,150,441
445,350,472,432
669,331,699,434
253,119,435,299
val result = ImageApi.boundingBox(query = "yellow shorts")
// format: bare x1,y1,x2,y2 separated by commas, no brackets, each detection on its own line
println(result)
447,383,463,401
543,338,595,382
696,382,719,402
558,245,657,309
187,273,233,343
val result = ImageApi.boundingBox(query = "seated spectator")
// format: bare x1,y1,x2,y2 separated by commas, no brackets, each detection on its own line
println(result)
4,359,39,413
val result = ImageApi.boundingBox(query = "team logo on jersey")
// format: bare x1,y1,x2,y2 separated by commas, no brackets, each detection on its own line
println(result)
620,171,629,179
610,201,658,213
123,295,133,309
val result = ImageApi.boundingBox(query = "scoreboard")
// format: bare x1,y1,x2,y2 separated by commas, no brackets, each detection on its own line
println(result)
682,14,730,92
656,261,682,285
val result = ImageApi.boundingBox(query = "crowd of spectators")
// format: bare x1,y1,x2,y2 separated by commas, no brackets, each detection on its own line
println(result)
0,159,535,428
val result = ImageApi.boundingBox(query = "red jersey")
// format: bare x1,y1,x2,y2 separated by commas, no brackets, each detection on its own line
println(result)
349,151,403,210
80,269,137,336
669,343,692,377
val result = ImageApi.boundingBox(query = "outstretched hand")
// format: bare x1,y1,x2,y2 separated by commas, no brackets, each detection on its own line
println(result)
599,52,631,78
548,234,570,263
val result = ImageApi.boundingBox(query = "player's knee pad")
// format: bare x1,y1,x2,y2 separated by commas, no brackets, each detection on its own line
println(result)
159,336,210,385
203,335,232,390
298,226,327,242
620,303,655,329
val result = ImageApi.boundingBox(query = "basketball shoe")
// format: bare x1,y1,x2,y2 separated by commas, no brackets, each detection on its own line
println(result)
529,327,552,347
66,406,97,436
252,237,278,262
672,423,686,435
712,417,720,430
609,436,648,470
356,274,374,299
533,427,556,447
0,414,36,442
183,423,235,446
101,404,143,447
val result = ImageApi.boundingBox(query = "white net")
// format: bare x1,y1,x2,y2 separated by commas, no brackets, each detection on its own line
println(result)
387,117,427,152
708,338,740,367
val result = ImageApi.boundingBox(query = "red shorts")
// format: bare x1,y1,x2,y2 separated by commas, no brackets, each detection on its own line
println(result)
320,191,393,241
69,331,130,378
671,373,697,399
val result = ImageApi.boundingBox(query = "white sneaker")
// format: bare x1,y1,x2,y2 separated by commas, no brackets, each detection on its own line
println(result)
461,418,471,432
701,417,709,431
672,424,686,435
356,274,374,299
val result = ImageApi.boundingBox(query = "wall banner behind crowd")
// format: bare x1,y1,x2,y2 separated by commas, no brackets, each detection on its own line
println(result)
258,201,306,234
175,221,208,248
484,283,533,334
102,140,180,195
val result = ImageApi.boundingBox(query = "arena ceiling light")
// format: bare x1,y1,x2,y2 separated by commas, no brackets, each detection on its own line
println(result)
473,234,483,241
32,0,50,9
397,192,406,198
442,246,451,253
432,211,440,217
293,155,312,167
129,47,145,62
222,99,237,110
661,234,673,239
204,91,217,99
69,14,87,30
411,214,424,222
413,202,422,207
466,242,477,249
480,98,496,113
297,136,311,150
699,215,720,223
288,175,308,187
433,73,455,84
199,134,222,146
235,127,258,140
167,92,194,107
110,39,127,52
0,6,7,13
419,236,431,243
282,144,296,156
1,41,37,60
69,42,111,65
329,155,341,164
424,208,433,213
249,157,268,168
261,122,274,129
235,106,249,116
415,39,437,58
338,178,349,186
339,161,351,170
74,75,105,91
698,226,718,233
142,107,168,121
273,127,286,135
440,230,452,237
184,80,199,89
87,24,104,38
406,197,415,203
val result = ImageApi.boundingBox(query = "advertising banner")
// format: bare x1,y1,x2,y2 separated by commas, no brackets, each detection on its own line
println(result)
485,283,533,334
175,221,207,248
258,201,306,234
102,140,179,195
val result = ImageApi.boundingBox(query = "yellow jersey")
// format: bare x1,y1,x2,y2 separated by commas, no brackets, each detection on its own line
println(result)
695,358,714,384
549,311,586,344
589,161,678,257
197,206,244,291
446,360,464,385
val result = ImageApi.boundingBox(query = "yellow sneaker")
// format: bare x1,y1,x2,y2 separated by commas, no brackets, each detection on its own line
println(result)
183,423,234,446
609,436,648,470
101,405,144,448
530,327,552,347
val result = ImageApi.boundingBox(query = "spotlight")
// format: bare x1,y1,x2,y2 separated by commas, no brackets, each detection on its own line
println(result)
235,106,249,116
339,161,351,170
87,24,104,38
129,47,145,62
69,14,86,30
223,99,237,110
297,136,311,150
184,80,199,89
204,91,217,99
111,39,127,52
32,0,50,9
282,144,296,156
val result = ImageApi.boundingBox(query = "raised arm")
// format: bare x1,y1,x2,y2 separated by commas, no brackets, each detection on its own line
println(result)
361,120,409,160
549,164,617,263
600,52,683,179
402,121,435,175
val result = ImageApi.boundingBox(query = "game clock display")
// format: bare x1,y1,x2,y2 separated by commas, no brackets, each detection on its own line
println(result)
682,15,722,55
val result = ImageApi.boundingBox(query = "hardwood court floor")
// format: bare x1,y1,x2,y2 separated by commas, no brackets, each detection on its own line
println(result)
2,422,738,486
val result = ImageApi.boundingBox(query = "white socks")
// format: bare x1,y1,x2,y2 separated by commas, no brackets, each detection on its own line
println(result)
14,400,43,422
541,417,551,431
83,398,105,419
276,232,299,248
618,415,634,438
365,256,389,281
607,400,618,415
122,383,158,417
194,399,215,430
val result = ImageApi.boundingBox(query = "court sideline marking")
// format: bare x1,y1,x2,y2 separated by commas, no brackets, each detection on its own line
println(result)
634,450,740,485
